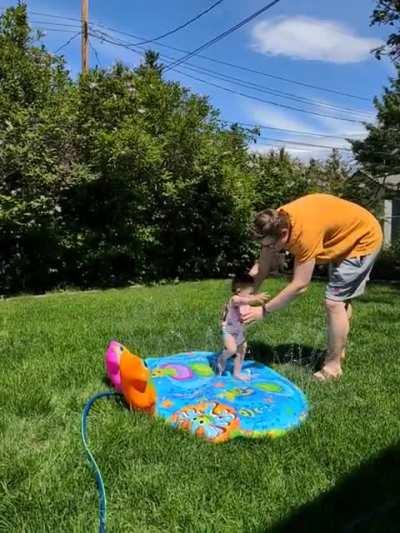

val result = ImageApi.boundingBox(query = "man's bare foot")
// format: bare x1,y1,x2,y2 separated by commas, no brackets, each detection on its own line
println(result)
313,360,343,382
233,372,250,382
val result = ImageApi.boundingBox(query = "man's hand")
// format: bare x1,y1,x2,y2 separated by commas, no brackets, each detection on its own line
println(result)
241,305,265,325
232,292,270,306
252,292,270,305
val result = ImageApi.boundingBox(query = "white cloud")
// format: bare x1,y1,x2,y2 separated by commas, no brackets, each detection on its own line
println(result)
251,143,310,157
315,113,370,137
251,16,382,64
248,104,310,132
250,141,349,162
250,141,340,162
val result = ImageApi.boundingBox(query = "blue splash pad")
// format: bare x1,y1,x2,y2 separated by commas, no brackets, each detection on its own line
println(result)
145,351,308,443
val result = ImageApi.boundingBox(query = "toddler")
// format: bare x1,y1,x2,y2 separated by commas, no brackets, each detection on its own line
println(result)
217,274,269,381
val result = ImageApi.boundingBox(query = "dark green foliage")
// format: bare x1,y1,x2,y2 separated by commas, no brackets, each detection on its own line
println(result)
372,239,400,280
351,64,400,181
1,6,392,294
0,8,257,293
352,2,400,196
0,5,81,293
250,148,312,211
371,0,400,62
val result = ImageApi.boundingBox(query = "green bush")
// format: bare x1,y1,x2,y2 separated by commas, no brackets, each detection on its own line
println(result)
0,7,258,294
0,6,81,293
1,6,387,295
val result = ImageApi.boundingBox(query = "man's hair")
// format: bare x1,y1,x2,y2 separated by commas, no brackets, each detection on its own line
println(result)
231,273,254,292
251,209,290,240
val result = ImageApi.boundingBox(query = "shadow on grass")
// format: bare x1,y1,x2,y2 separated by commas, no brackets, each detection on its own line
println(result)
269,442,400,533
248,340,325,370
102,375,112,388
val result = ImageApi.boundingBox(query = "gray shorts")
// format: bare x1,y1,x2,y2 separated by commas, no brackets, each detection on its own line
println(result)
326,250,380,302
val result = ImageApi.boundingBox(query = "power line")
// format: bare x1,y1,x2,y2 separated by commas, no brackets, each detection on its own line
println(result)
170,52,372,102
19,7,372,101
235,123,366,140
19,9,83,23
255,143,343,152
92,34,394,147
176,62,374,119
91,28,373,118
89,32,368,124
95,28,374,117
32,27,80,34
37,27,381,132
169,66,365,124
2,7,397,158
86,33,398,144
164,0,282,72
30,20,81,29
89,40,102,67
54,30,81,54
256,136,352,151
133,0,225,46
87,25,371,102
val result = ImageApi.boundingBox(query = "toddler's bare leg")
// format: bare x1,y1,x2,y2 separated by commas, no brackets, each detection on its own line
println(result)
234,341,249,381
217,334,236,375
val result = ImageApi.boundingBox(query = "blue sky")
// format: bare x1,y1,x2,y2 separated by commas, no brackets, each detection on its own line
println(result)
2,0,396,159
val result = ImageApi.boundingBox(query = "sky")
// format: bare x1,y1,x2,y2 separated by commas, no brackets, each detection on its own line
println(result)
1,0,396,160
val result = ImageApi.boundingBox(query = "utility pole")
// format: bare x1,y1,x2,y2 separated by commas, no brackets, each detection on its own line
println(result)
81,0,89,74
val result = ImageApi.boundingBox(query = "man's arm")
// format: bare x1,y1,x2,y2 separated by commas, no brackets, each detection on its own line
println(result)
249,247,278,291
262,258,315,313
242,258,315,323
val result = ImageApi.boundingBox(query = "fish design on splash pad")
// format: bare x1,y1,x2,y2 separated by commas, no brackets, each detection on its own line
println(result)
104,341,308,443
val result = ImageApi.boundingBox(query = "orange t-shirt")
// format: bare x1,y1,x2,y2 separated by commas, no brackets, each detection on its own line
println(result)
279,194,383,264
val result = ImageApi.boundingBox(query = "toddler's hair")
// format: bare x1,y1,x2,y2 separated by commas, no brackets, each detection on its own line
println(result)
251,209,290,240
231,273,254,293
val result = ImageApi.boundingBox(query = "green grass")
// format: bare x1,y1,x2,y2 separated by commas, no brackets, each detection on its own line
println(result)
1,279,400,532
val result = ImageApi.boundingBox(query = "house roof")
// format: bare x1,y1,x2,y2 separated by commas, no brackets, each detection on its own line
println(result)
383,174,400,186
351,171,400,190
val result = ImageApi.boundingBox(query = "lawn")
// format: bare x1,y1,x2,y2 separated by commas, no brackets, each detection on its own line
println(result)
1,279,399,532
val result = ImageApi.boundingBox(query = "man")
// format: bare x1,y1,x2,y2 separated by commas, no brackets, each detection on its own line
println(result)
243,193,383,381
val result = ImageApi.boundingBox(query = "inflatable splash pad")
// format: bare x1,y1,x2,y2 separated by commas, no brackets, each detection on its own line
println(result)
105,341,308,443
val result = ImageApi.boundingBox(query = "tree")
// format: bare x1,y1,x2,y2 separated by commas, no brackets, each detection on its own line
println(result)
350,66,400,197
6,4,385,295
0,4,82,293
371,0,400,62
0,8,258,293
68,53,257,283
348,1,400,209
319,149,349,196
250,148,312,211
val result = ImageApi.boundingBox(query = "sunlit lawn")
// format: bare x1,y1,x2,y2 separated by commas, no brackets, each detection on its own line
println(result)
1,279,399,532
